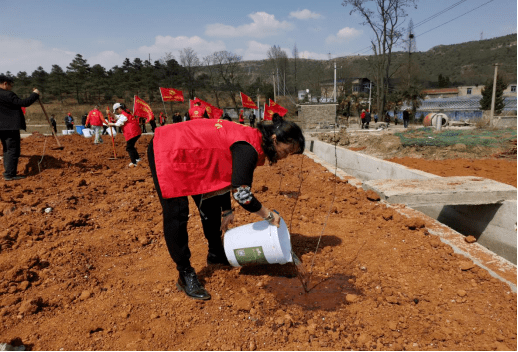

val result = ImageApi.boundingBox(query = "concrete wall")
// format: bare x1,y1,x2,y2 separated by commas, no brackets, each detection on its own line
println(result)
307,138,517,264
298,104,338,130
482,110,518,128
308,139,439,181
414,201,517,264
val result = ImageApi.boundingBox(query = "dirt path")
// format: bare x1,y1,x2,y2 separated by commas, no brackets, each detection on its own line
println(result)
0,134,516,350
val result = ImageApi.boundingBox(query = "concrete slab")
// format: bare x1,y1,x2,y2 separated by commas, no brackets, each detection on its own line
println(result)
362,176,517,207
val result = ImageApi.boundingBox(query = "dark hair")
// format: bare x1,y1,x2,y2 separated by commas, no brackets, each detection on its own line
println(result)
0,75,14,84
257,113,305,164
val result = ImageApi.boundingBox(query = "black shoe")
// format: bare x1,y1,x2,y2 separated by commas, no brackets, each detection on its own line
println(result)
4,175,26,181
176,268,211,300
207,252,230,266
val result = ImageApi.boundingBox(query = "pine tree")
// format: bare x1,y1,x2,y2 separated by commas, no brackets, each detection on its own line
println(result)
66,54,90,103
479,74,507,113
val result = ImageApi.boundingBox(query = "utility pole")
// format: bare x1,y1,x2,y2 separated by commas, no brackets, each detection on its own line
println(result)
490,63,499,126
368,82,372,111
272,72,276,103
257,88,260,119
276,68,280,99
333,62,337,103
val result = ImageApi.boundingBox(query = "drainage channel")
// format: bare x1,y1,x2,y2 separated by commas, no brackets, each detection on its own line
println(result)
303,142,517,293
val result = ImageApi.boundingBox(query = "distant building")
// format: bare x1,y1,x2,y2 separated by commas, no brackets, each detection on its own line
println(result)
422,88,459,99
318,77,374,102
423,84,517,99
351,78,373,94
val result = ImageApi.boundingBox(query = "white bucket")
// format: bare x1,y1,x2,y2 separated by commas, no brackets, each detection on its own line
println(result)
106,127,117,136
82,128,93,138
223,218,293,267
62,130,73,135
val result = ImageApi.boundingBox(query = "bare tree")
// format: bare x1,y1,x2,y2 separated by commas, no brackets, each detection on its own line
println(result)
212,51,243,110
267,45,289,97
292,43,299,95
342,0,418,115
202,53,222,108
180,47,201,100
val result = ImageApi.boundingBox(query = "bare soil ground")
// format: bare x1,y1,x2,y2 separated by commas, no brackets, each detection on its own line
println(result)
317,128,517,187
0,132,516,351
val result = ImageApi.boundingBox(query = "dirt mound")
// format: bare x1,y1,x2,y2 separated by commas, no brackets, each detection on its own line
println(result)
0,133,516,350
316,128,350,146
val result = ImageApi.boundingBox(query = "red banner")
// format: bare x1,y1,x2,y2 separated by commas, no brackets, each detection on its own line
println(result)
268,99,288,117
21,107,26,115
240,92,258,109
133,95,154,121
191,97,223,119
263,103,274,121
160,87,184,102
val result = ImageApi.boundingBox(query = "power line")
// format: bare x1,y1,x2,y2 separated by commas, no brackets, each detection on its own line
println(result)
412,0,468,29
344,0,491,57
415,0,495,39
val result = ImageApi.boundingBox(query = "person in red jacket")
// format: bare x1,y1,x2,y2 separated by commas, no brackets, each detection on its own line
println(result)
188,101,208,120
85,105,108,144
158,112,167,126
148,114,305,300
238,110,245,124
108,103,142,167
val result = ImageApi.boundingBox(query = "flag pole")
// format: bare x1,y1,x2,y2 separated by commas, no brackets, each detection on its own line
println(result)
159,88,167,117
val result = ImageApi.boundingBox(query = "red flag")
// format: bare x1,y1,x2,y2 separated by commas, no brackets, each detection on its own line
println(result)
240,92,258,109
263,103,274,121
268,99,288,117
191,97,223,119
21,107,26,115
160,87,184,102
133,95,154,121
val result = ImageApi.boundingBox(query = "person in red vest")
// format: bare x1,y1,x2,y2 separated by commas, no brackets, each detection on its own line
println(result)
108,103,142,167
148,114,305,300
188,101,208,120
238,110,245,124
85,105,108,144
158,112,167,126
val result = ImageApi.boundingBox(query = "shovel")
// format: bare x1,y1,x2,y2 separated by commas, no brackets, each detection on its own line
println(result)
38,98,64,150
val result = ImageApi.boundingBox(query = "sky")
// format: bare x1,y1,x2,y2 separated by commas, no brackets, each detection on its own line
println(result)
1,0,516,75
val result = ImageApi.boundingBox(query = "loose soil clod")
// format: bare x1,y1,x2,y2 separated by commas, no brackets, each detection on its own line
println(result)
0,133,516,350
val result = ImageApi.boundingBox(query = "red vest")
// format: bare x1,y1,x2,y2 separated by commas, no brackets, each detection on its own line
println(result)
153,119,266,198
239,113,244,123
120,110,142,141
86,109,106,126
189,106,206,120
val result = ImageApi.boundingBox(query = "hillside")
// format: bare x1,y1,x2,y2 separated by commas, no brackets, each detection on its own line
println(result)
240,34,517,90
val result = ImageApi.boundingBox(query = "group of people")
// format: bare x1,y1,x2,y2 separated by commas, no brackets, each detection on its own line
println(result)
1,73,307,303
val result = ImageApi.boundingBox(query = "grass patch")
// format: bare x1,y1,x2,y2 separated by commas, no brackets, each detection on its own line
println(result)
395,127,517,147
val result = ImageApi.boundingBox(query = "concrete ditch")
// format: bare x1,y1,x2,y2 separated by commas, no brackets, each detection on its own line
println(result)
304,136,517,292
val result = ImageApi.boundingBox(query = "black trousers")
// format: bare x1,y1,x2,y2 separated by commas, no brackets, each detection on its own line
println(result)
149,120,157,133
126,135,141,164
0,130,21,178
147,140,226,272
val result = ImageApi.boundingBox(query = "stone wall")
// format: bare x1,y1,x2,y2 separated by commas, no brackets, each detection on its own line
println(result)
297,103,338,129
482,110,517,128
